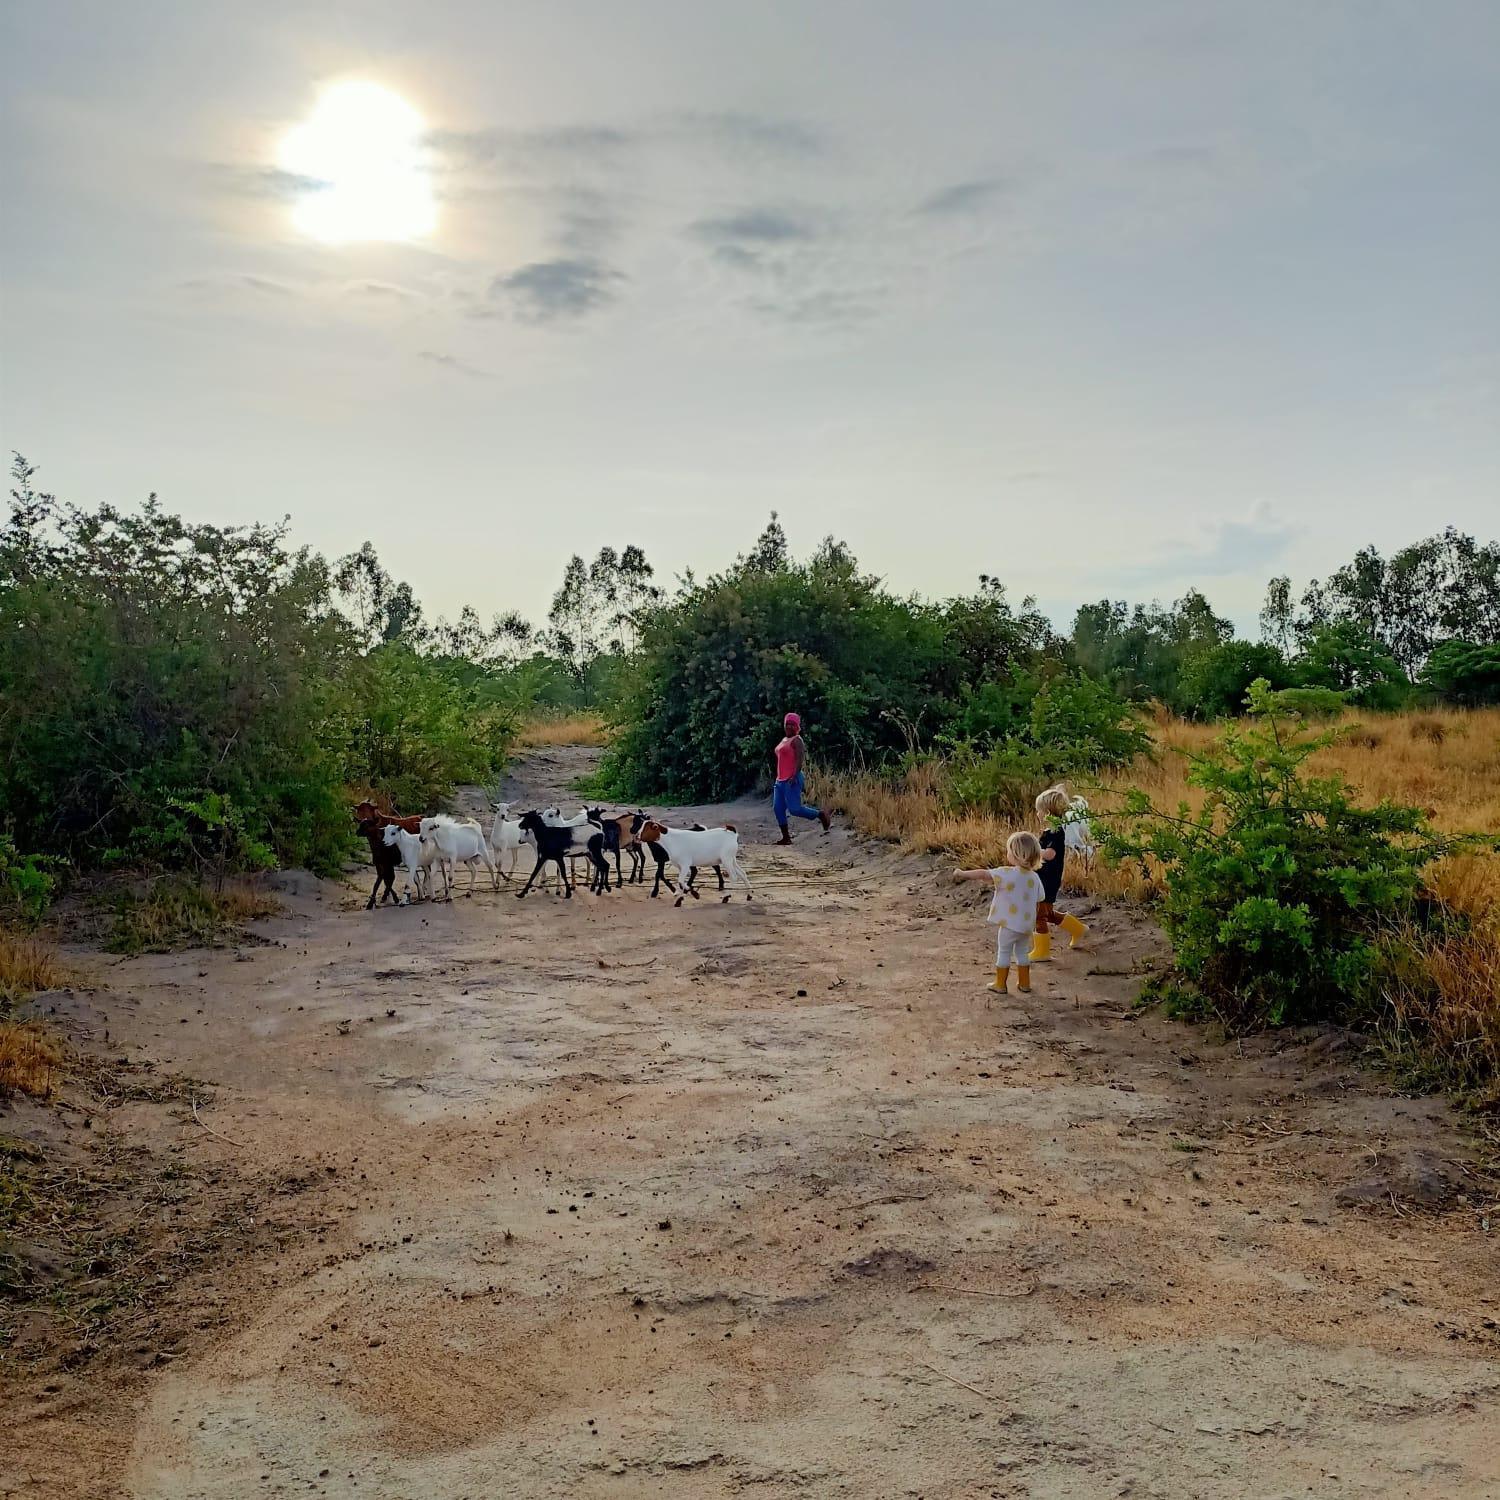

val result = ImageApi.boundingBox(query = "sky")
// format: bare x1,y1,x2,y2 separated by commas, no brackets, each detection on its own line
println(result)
3,1,1498,636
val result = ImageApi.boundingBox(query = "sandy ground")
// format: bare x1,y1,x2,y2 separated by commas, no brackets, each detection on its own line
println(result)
4,746,1500,1499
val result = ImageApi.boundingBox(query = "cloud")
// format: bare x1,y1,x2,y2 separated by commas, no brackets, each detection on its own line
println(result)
693,208,815,245
428,124,633,171
668,110,825,158
418,351,490,377
1108,503,1297,589
345,280,419,300
915,178,1010,216
210,164,330,202
179,272,298,297
486,257,622,322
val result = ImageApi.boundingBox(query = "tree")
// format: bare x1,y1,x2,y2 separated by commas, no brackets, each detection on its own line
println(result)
1178,640,1294,719
1421,640,1500,706
741,511,789,573
1271,529,1500,673
1071,590,1233,710
1295,621,1411,709
546,545,662,681
334,541,425,649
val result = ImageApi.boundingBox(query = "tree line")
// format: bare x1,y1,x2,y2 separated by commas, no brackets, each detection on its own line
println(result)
3,454,1497,883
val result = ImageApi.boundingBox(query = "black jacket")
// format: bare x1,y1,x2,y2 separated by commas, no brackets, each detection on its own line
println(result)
1038,826,1066,902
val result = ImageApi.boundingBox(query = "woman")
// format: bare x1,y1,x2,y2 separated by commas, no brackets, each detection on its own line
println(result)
772,711,832,844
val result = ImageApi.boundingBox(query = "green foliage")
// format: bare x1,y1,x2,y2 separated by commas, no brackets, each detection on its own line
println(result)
345,645,518,815
0,457,524,877
1028,672,1152,769
1266,685,1348,719
1263,527,1500,674
1176,640,1294,720
1104,681,1485,1029
598,522,1059,801
0,838,58,927
945,742,1051,821
1071,590,1233,710
1293,621,1412,710
1421,639,1500,707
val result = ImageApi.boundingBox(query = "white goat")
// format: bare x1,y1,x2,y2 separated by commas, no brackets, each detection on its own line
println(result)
1062,796,1096,862
382,823,436,902
638,821,752,906
486,804,533,883
541,806,593,827
419,814,497,898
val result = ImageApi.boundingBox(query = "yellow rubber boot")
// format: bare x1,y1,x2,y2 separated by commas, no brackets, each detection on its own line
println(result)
1028,930,1053,963
1016,964,1032,994
986,966,1007,994
1058,912,1089,947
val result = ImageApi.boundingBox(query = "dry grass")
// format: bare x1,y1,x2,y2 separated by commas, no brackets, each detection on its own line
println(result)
0,1020,65,1100
824,706,1500,1091
0,931,69,1007
105,878,281,954
515,713,610,748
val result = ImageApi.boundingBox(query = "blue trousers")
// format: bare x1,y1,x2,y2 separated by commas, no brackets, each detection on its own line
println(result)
773,772,820,824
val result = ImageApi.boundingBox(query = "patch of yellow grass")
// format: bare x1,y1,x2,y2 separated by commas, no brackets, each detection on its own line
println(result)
0,932,69,1006
0,1021,65,1099
825,706,1500,1084
516,713,609,748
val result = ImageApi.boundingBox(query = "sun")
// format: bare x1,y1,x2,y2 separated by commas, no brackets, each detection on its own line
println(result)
279,80,436,244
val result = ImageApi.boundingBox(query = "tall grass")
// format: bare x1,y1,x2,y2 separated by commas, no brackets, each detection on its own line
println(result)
516,713,610,748
824,706,1500,1093
0,933,69,1007
0,1021,65,1100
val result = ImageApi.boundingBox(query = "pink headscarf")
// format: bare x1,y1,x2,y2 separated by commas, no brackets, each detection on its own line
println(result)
783,712,801,732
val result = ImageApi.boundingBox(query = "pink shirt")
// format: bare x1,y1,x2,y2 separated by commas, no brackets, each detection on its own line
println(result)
774,735,802,781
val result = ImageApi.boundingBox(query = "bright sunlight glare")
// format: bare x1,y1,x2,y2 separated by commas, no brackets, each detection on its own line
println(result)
279,80,435,244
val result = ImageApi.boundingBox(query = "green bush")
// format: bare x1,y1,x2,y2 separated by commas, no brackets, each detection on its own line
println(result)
1104,680,1483,1028
345,645,517,814
1293,622,1412,710
1177,640,1295,720
599,529,1056,801
1266,685,1348,719
1028,672,1151,769
945,741,1051,820
0,837,58,927
0,458,524,876
1421,639,1500,707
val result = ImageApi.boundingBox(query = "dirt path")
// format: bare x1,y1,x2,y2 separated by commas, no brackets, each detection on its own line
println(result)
6,748,1500,1498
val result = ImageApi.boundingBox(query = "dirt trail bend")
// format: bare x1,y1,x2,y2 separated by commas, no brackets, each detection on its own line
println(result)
7,747,1500,1499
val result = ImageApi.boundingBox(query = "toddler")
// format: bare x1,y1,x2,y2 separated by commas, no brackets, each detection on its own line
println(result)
1029,784,1090,962
953,831,1047,995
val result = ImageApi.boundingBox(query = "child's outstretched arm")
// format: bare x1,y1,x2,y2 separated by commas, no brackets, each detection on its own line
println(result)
952,867,994,883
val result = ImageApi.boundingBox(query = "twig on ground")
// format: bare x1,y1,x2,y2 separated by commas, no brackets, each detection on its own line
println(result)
914,1361,1004,1402
191,1098,244,1149
910,1281,1035,1299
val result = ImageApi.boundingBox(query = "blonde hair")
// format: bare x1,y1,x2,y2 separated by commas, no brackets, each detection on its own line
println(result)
1007,830,1043,870
1035,784,1071,819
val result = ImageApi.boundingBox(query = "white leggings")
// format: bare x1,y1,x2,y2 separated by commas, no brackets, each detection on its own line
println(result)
995,928,1032,968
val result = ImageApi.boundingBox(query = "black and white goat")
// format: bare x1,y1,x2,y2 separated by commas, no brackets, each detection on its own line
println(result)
515,810,611,898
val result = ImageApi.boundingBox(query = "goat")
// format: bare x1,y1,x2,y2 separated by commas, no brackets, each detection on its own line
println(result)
585,808,647,887
353,800,423,836
419,815,497,898
637,821,751,906
382,822,437,902
356,816,400,909
486,804,533,883
541,806,593,828
515,811,611,899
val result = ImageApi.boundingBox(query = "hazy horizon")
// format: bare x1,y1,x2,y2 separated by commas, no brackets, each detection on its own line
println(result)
3,1,1497,636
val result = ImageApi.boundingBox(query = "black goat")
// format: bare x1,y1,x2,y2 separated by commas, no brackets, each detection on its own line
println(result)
516,811,611,898
355,816,399,909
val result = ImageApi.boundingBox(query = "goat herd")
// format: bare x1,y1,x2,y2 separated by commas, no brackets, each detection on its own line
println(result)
353,800,753,910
